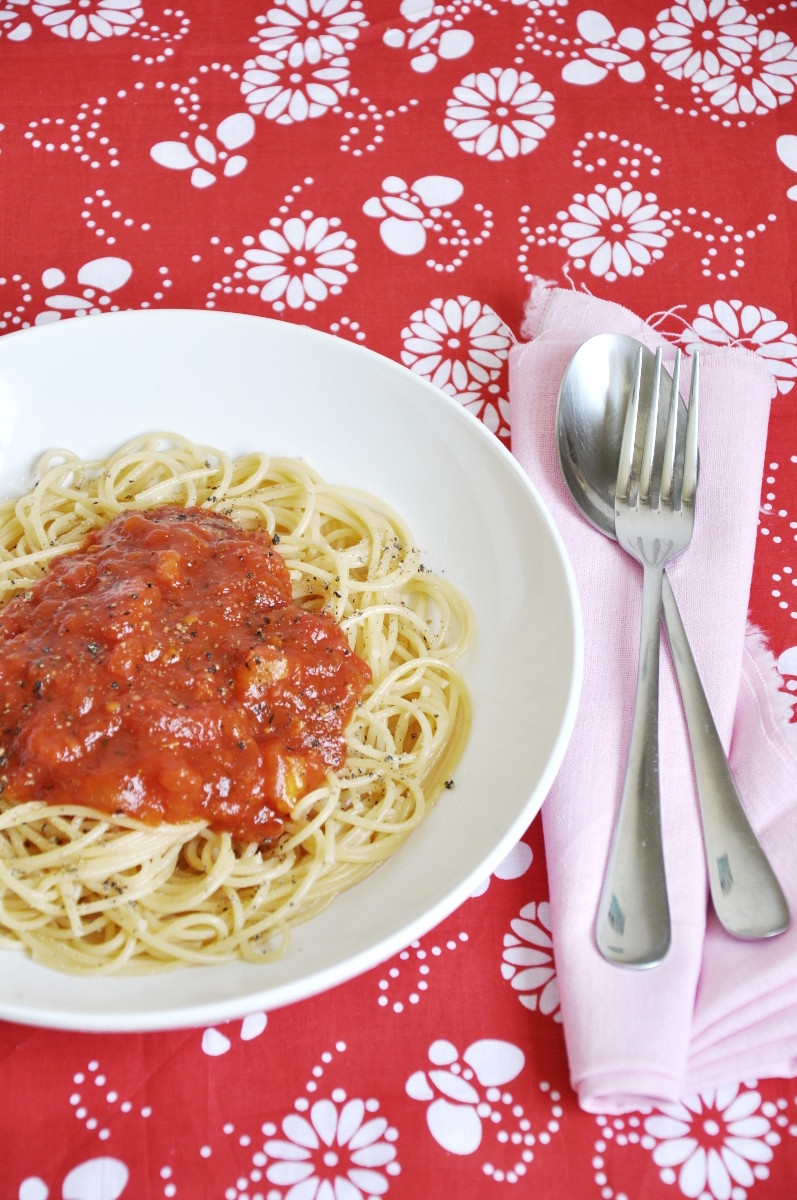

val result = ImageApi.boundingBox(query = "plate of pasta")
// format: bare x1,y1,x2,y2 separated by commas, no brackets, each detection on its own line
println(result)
0,309,581,1030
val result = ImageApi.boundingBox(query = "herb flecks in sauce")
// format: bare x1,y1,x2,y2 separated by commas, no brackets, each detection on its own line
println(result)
0,506,371,842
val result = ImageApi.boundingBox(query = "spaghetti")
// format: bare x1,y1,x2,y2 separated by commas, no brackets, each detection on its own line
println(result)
0,434,473,974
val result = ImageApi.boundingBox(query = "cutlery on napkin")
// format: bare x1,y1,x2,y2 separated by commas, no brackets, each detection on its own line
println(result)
510,279,797,1114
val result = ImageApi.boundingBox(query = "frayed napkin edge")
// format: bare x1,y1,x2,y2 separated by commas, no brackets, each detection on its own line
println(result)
518,277,778,400
520,276,560,340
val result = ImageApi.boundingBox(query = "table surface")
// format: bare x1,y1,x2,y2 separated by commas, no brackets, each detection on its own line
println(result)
4,1,797,1197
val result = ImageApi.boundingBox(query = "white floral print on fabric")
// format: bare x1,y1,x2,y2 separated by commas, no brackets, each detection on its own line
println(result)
151,114,255,188
561,9,646,86
382,0,475,75
700,29,797,117
0,0,32,40
650,1,797,119
776,133,797,199
523,132,770,284
201,1010,268,1056
261,1096,400,1197
502,900,561,1022
642,1085,779,1198
778,646,797,677
444,67,554,161
241,52,350,122
777,646,797,712
758,463,797,631
407,1039,525,1155
364,174,464,256
33,257,133,325
678,299,797,394
400,295,513,436
471,837,534,897
376,932,469,1013
363,174,493,270
31,0,142,41
18,1157,129,1200
556,182,671,281
254,0,367,66
406,1038,564,1183
240,214,357,311
649,0,759,84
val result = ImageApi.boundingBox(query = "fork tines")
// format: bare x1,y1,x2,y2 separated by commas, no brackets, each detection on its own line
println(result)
617,345,699,511
616,347,644,505
682,350,699,508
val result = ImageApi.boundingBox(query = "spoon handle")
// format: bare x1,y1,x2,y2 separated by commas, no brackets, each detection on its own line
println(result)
661,573,790,939
596,561,671,968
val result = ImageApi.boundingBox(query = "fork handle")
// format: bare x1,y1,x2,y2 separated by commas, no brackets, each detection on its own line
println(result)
596,561,671,968
661,573,790,939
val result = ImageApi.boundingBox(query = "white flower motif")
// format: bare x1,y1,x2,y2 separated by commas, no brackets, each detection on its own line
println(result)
363,174,464,256
32,0,142,41
777,646,797,680
444,67,554,161
20,1157,129,1200
562,9,646,85
151,114,255,188
241,215,357,311
241,51,349,122
400,295,513,401
644,1085,778,1199
406,1038,525,1155
201,1010,267,1055
35,257,133,325
0,0,32,40
777,132,797,199
777,133,797,200
501,900,561,1021
255,0,367,66
649,0,758,84
700,29,797,115
263,1097,398,1198
557,182,670,281
382,0,474,74
471,838,534,896
680,298,797,394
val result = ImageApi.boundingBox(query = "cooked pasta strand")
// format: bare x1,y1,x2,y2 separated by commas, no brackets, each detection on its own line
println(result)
0,434,473,974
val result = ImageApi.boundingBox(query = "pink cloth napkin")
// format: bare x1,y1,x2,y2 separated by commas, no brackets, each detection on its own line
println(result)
510,281,797,1114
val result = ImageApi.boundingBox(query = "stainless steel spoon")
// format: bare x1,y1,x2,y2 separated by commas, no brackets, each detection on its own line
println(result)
556,332,790,944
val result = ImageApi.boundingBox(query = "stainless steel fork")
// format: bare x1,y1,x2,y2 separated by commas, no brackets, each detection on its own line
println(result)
596,347,698,968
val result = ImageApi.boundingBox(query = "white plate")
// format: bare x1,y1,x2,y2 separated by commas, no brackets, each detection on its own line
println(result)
0,309,582,1031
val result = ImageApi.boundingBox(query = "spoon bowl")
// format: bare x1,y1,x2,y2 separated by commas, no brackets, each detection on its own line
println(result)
556,332,689,539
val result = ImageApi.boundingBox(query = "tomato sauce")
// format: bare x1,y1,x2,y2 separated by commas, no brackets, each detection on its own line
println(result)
0,506,371,842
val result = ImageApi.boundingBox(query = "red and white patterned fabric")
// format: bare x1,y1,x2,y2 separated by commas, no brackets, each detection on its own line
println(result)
4,2,797,1197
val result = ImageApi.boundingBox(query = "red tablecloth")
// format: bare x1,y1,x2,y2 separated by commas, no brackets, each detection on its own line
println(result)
4,2,797,1196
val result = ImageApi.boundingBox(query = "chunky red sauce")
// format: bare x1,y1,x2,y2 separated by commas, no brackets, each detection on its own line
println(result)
0,506,371,842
